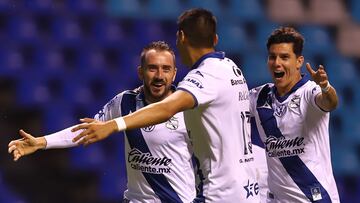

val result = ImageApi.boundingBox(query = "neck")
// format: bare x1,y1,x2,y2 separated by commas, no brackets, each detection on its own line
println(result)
276,75,302,97
188,47,215,67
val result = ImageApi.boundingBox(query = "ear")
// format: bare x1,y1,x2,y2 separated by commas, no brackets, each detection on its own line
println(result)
172,67,177,82
213,34,219,46
178,30,186,44
137,66,143,81
296,55,304,70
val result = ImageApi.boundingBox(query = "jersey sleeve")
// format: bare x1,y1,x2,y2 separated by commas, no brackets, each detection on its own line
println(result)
249,87,259,116
94,92,124,121
177,70,217,107
304,81,325,112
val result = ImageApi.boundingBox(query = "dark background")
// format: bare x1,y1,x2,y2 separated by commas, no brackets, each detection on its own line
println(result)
1,0,360,202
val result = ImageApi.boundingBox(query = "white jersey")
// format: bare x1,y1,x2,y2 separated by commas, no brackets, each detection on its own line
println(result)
177,52,260,202
95,87,196,203
249,78,340,203
251,117,269,203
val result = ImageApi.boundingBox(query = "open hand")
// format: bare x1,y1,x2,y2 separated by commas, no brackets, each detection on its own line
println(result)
71,118,118,146
8,130,45,161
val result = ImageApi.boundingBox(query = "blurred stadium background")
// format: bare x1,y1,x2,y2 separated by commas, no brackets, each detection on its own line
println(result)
0,0,359,202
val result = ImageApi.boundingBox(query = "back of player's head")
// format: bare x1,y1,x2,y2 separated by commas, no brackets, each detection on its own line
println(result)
140,41,176,67
177,8,217,48
267,27,304,56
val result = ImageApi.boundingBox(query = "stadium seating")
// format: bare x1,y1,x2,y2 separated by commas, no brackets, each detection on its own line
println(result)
1,0,360,202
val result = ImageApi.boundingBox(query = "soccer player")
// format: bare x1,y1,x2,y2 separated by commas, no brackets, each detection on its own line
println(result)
70,8,259,202
8,41,198,202
249,27,340,202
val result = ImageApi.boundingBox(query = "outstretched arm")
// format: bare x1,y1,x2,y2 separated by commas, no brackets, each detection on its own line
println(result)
306,63,338,111
8,124,84,161
72,90,195,146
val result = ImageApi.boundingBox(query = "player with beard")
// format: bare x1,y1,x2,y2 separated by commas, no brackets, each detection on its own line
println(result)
8,41,199,203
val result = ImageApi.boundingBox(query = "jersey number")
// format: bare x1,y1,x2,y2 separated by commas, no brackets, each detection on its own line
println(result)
241,111,252,155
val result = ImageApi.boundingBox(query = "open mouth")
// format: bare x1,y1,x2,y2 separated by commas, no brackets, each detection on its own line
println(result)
274,71,285,78
152,83,164,88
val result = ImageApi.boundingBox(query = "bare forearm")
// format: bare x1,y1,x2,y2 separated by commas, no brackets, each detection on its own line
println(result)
318,85,338,111
123,102,175,130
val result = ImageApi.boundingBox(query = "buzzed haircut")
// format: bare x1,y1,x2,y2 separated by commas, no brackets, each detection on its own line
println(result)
140,41,176,67
267,27,305,56
177,8,217,48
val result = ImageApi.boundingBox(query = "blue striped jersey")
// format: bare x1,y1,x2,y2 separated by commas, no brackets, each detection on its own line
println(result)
249,78,340,202
95,87,196,203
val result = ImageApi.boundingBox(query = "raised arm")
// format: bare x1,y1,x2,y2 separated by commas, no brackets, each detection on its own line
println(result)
306,63,338,111
72,90,195,146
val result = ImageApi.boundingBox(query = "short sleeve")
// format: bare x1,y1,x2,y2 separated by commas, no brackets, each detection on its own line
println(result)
304,81,324,112
94,92,124,121
177,70,218,107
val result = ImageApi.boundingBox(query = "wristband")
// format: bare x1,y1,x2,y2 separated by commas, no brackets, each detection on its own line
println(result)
114,117,127,131
321,82,331,93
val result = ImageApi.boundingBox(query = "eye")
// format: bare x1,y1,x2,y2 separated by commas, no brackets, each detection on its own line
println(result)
162,66,172,73
268,55,276,60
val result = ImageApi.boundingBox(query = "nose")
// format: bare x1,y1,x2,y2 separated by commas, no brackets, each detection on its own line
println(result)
273,56,281,66
155,69,164,79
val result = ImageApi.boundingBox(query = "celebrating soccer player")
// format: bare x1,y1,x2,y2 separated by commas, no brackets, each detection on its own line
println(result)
249,27,339,202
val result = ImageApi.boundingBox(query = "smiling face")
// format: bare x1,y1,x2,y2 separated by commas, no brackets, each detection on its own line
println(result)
138,49,177,103
267,43,304,96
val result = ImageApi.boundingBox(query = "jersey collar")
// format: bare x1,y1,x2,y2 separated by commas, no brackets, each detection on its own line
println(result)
190,51,225,70
273,74,308,102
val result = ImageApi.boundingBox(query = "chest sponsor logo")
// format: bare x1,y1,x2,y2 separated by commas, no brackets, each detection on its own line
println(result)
128,148,172,174
274,104,287,117
243,180,259,198
142,125,155,132
265,136,305,158
184,76,204,89
165,116,179,130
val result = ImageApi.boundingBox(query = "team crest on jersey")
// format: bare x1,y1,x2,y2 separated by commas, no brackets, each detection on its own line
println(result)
289,95,301,108
142,125,155,132
274,104,287,117
165,116,179,130
288,95,301,115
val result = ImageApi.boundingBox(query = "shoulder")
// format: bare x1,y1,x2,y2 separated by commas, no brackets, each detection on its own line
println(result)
105,89,139,108
250,83,274,96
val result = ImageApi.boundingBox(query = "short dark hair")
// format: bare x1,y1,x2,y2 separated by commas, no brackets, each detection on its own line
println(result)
140,41,176,67
177,8,217,48
266,27,304,56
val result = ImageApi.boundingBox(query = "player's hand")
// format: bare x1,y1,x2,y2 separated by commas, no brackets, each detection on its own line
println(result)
306,63,329,89
71,118,118,146
8,130,45,161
